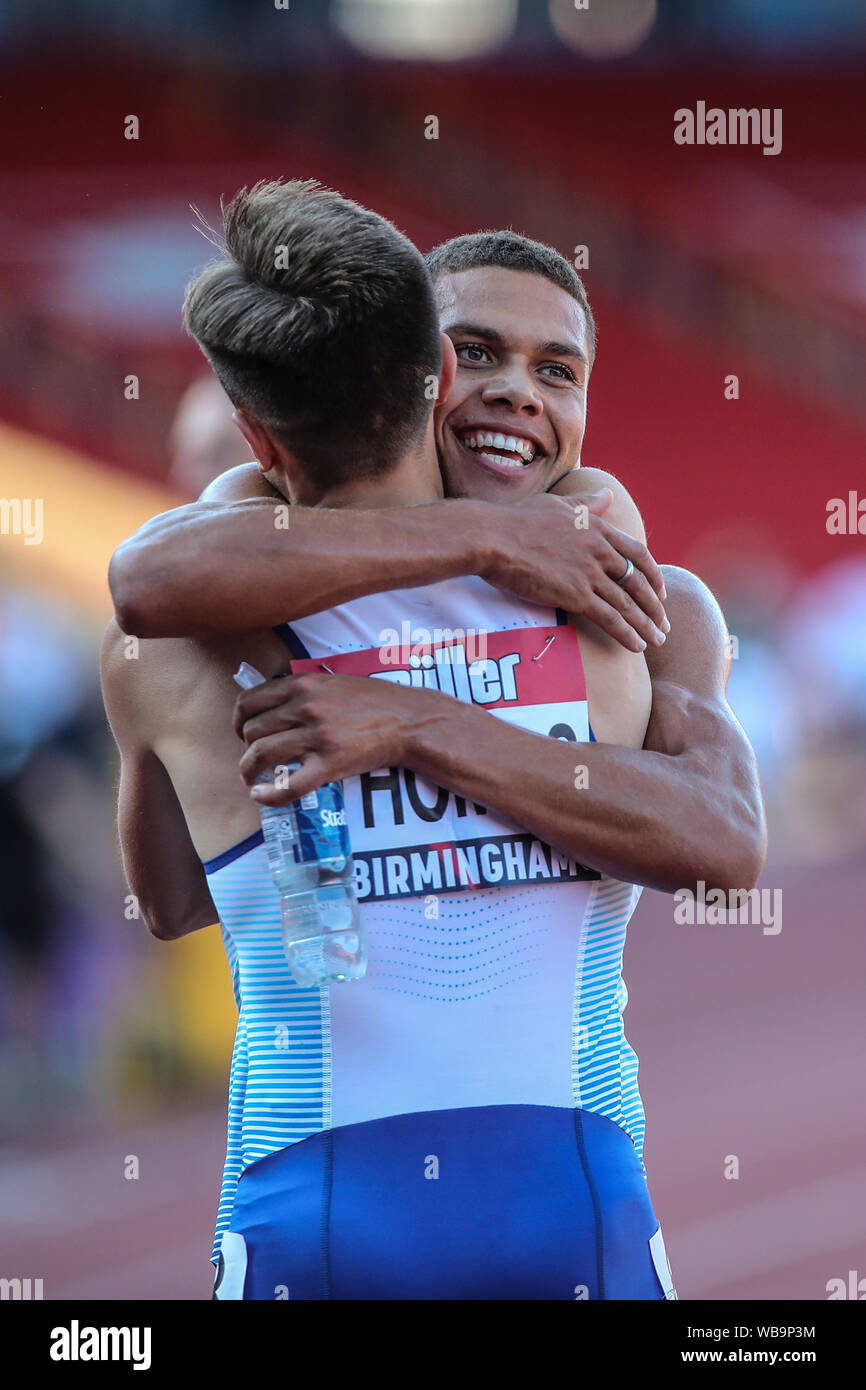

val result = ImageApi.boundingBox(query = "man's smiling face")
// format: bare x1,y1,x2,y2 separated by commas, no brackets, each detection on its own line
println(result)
434,266,592,502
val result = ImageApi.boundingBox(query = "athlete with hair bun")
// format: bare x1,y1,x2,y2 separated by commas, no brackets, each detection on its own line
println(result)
105,182,765,1300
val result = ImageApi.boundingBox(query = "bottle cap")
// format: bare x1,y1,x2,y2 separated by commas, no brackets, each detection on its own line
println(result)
233,661,266,690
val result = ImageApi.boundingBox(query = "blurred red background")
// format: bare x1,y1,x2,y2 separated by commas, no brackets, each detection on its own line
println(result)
1,0,864,1301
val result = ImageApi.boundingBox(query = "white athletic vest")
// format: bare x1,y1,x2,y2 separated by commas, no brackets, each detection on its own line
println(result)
204,576,645,1260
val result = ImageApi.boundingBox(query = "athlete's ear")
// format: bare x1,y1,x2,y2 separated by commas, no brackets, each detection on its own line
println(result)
233,409,280,475
436,333,457,405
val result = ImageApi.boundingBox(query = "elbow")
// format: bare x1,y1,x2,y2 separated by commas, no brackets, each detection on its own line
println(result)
678,754,768,895
142,902,217,942
728,787,768,891
701,809,768,896
738,817,768,892
146,919,178,943
143,912,195,943
131,886,190,941
139,902,182,941
109,543,148,636
109,543,170,638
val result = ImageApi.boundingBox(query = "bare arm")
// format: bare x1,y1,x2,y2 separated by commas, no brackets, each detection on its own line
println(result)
398,567,765,892
235,568,766,895
109,464,667,649
101,621,219,940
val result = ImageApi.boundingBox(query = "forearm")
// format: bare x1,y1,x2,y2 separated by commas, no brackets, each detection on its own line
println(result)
110,497,492,638
401,690,761,894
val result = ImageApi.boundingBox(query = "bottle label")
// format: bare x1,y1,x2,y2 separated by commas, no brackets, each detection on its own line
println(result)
294,784,351,865
262,812,297,869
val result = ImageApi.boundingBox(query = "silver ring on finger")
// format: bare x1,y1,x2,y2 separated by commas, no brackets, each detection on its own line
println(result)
615,557,634,587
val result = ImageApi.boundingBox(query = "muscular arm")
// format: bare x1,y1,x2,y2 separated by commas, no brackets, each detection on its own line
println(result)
109,464,667,650
397,567,765,893
110,464,489,636
237,568,766,895
101,621,219,940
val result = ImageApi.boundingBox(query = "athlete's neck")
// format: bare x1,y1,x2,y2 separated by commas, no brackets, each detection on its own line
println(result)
281,435,442,511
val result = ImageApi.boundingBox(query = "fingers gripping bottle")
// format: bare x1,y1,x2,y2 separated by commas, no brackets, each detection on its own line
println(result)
233,662,366,987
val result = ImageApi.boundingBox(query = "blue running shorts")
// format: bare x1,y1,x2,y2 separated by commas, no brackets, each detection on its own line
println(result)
212,1104,676,1301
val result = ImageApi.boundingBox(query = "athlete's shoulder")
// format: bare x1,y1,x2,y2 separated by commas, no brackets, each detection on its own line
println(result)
647,565,730,689
101,616,175,720
199,462,283,504
659,564,722,612
100,616,210,736
550,466,646,544
657,565,727,645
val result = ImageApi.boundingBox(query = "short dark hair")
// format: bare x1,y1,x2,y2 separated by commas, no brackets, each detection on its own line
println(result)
426,230,596,362
184,179,442,486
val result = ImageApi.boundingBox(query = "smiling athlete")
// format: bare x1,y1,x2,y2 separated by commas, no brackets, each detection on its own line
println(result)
432,248,594,499
106,184,765,1299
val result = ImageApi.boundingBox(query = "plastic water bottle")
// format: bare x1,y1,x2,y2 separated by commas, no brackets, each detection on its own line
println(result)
233,662,366,988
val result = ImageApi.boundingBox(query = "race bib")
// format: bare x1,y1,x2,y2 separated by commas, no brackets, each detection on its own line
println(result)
291,625,599,902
